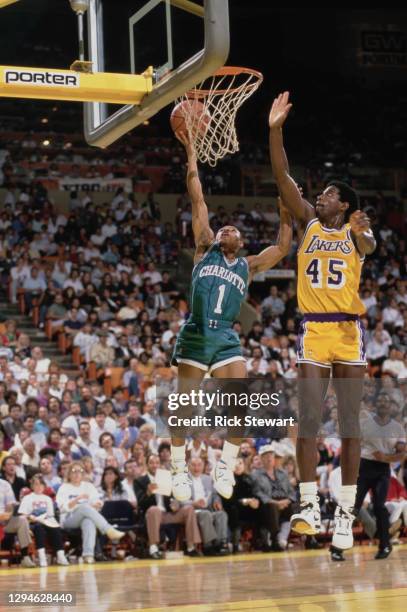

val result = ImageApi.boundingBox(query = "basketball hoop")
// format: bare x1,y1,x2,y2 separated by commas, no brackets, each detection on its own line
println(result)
175,66,263,167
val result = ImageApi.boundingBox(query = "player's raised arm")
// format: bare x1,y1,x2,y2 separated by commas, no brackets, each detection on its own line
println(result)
269,92,315,229
177,131,214,262
247,198,293,280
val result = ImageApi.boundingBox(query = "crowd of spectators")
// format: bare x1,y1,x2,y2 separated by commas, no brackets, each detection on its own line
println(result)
0,177,405,565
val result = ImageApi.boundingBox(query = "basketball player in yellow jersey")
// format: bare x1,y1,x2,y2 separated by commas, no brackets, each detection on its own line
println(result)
269,92,376,553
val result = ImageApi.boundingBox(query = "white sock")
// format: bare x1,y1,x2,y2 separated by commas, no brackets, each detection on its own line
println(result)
57,550,67,561
149,544,158,555
221,441,240,470
338,485,356,512
37,548,47,563
187,545,195,553
278,521,291,542
299,481,318,504
171,444,186,467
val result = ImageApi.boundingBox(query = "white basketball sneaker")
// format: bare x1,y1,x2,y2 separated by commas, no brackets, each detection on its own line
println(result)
211,460,235,499
290,499,321,536
171,465,192,502
332,506,355,550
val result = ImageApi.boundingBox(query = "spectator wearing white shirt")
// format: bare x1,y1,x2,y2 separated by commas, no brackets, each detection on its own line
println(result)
382,298,403,329
121,459,138,508
261,286,286,318
366,328,392,367
246,347,269,376
61,402,82,437
101,217,117,238
142,262,162,285
90,227,106,246
76,421,99,459
63,270,84,294
22,267,46,313
185,457,229,555
361,288,377,314
73,324,99,362
18,475,69,567
30,347,51,375
94,433,126,482
56,461,124,563
395,283,407,306
382,348,406,378
355,394,406,558
10,257,30,303
161,321,180,350
396,356,407,380
9,446,27,480
52,261,71,288
89,410,111,445
21,438,40,470
82,242,101,262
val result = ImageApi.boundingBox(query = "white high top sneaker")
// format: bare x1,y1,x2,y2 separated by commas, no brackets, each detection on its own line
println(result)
332,506,355,550
211,459,236,499
290,498,321,536
171,463,192,502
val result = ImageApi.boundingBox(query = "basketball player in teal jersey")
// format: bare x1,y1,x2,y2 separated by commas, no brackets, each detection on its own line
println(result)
170,131,293,502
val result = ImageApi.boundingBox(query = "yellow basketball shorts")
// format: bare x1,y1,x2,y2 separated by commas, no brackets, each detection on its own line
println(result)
296,313,367,368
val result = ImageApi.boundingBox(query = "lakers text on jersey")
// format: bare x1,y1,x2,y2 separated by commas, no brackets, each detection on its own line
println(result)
172,242,248,373
296,219,367,367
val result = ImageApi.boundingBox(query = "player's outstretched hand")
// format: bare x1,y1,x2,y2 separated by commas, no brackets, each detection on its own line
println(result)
349,210,370,236
269,91,292,129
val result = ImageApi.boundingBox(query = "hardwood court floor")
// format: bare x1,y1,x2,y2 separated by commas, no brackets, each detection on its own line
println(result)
0,544,405,611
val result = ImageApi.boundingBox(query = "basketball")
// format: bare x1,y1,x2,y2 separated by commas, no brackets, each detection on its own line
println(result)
170,99,211,137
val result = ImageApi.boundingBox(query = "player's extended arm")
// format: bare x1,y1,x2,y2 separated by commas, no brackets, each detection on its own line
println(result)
349,211,376,256
177,131,214,261
269,92,315,228
247,198,292,279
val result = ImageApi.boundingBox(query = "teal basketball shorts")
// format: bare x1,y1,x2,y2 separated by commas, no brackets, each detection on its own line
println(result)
171,319,246,374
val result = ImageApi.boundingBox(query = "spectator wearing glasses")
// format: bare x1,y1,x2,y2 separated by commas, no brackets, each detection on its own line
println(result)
56,461,125,564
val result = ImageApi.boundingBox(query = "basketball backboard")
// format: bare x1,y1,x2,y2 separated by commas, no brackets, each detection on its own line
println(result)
84,0,230,148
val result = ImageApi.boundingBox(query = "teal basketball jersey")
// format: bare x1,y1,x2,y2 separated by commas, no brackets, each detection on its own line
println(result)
190,242,249,323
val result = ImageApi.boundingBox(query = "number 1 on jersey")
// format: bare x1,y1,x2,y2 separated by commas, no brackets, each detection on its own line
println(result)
214,284,226,314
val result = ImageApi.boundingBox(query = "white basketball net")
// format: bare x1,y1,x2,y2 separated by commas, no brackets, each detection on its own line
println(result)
176,67,263,167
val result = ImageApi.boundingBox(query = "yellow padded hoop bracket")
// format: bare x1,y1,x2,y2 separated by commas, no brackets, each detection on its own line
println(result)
0,65,153,104
0,0,20,8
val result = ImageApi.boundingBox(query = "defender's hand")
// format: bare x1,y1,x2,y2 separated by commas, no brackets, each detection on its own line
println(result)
269,92,292,129
349,210,371,236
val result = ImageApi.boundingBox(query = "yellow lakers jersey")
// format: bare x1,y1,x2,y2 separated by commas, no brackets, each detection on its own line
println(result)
297,219,365,315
